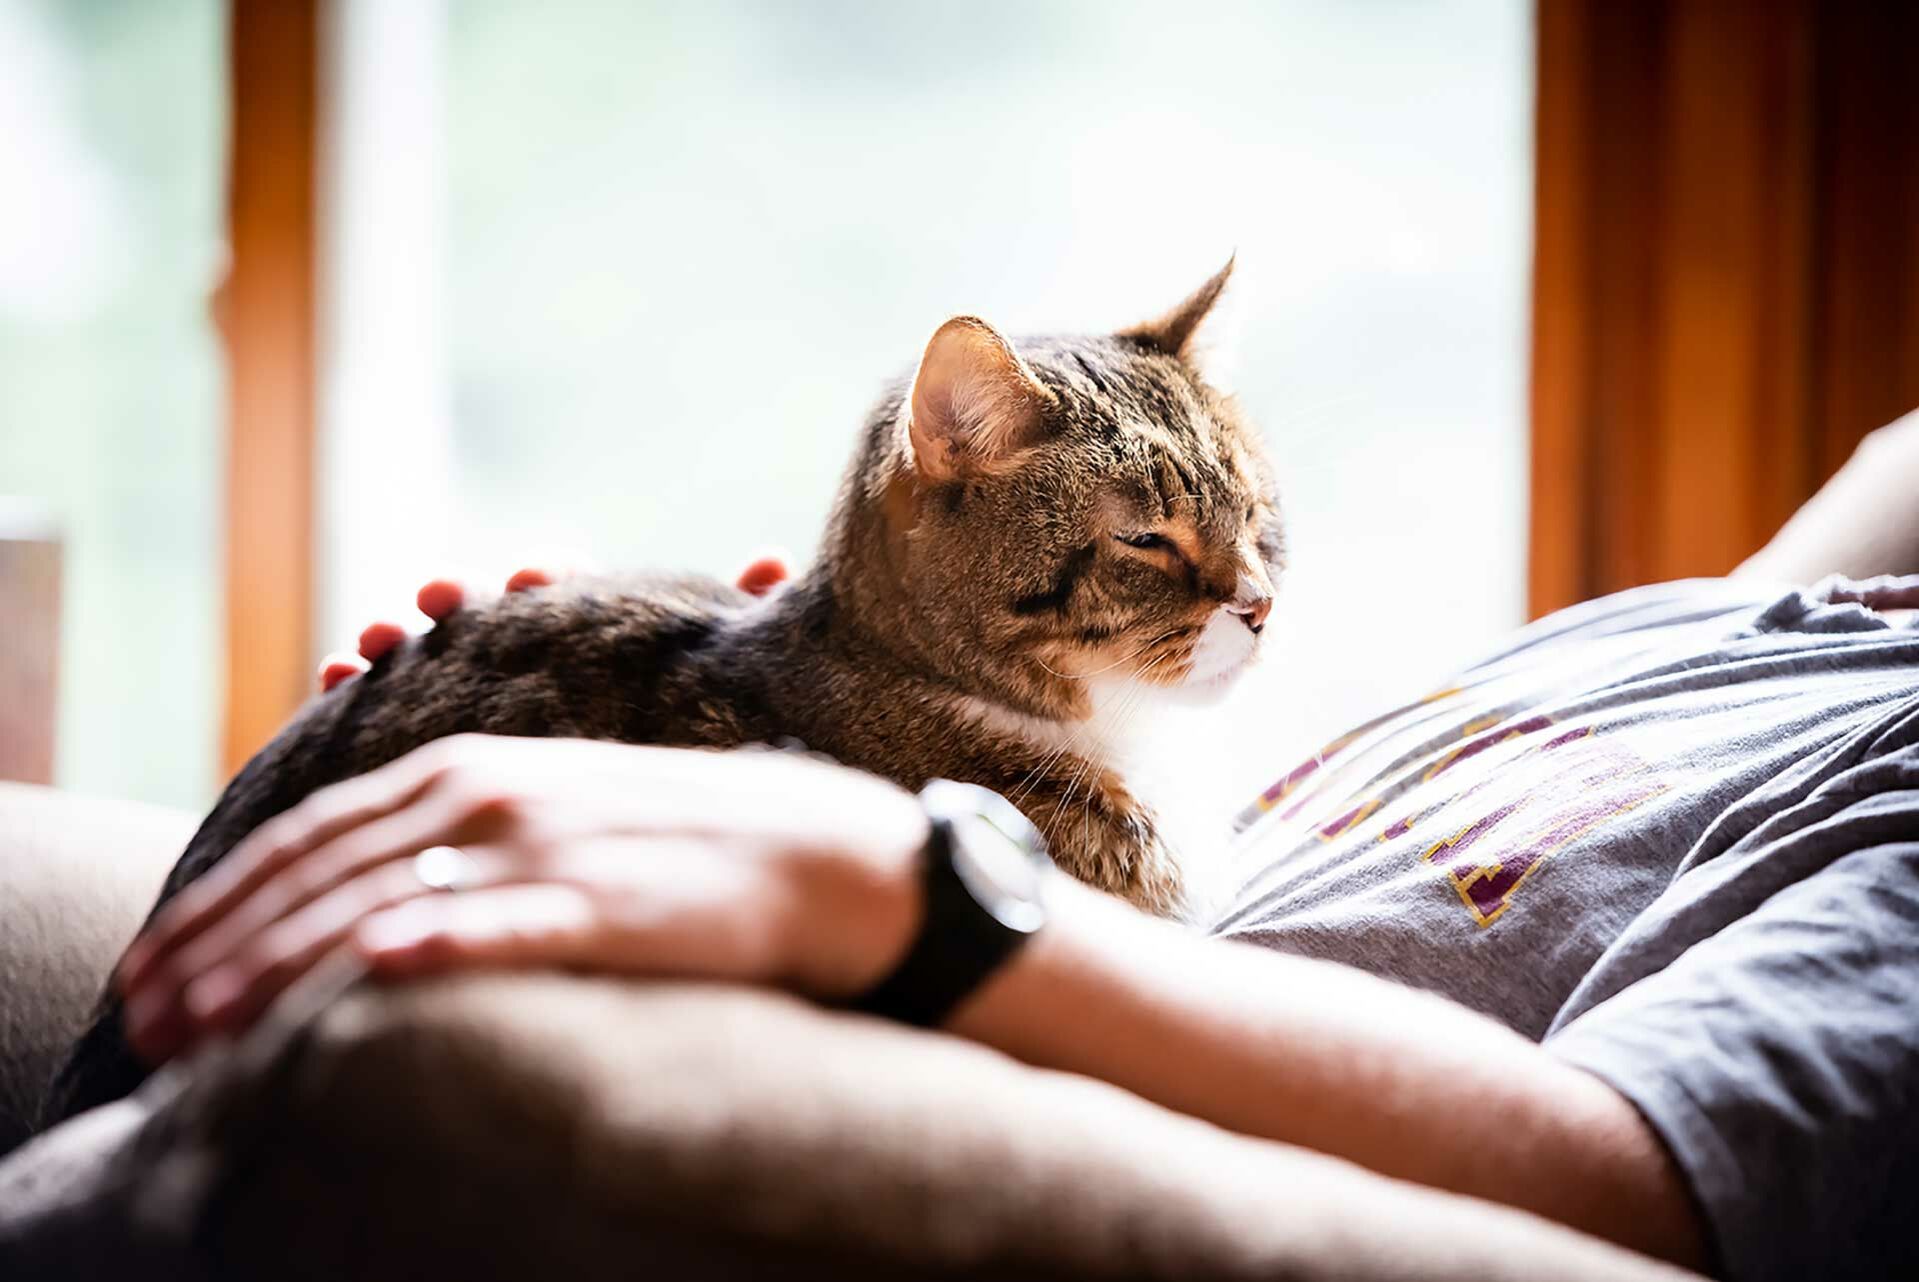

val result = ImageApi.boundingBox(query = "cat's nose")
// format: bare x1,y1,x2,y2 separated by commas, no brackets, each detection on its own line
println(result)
1227,594,1272,634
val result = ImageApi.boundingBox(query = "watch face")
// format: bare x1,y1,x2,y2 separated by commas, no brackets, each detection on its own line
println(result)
921,780,1050,934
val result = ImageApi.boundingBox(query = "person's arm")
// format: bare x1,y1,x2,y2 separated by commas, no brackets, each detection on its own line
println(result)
118,736,1705,1272
949,875,1707,1270
1737,407,1919,584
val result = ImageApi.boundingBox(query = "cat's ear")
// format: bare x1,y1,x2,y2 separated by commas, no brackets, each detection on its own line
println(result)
1121,255,1235,361
906,316,1057,481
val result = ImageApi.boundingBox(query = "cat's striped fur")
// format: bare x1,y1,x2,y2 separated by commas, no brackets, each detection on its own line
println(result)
45,261,1282,1125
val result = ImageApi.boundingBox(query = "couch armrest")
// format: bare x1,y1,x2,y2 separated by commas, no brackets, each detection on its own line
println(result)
170,971,1696,1281
0,784,193,1155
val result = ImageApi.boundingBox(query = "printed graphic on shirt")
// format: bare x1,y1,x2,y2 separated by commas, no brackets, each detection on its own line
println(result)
1414,725,1667,926
1247,705,1670,928
1235,684,1469,835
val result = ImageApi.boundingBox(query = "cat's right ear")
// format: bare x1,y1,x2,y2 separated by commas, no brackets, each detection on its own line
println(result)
905,317,1056,482
1121,255,1235,362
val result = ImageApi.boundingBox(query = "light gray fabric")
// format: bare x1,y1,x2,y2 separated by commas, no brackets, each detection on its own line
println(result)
1214,576,1919,1281
1549,827,1918,1282
0,783,190,1156
190,972,1696,1282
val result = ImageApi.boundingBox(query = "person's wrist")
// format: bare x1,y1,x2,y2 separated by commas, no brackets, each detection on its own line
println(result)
779,775,928,999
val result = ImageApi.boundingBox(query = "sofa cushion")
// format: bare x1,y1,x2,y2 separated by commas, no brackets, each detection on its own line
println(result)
0,784,191,1155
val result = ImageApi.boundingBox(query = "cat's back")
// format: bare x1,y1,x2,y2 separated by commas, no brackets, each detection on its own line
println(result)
184,570,758,889
42,571,755,1124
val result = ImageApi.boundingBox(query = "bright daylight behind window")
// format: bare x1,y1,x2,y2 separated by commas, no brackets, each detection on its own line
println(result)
330,0,1532,812
0,0,223,809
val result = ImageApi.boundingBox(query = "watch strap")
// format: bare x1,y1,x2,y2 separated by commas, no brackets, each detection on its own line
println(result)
851,814,1034,1028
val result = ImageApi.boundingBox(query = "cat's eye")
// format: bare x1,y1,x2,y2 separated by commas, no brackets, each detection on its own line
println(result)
1115,532,1170,551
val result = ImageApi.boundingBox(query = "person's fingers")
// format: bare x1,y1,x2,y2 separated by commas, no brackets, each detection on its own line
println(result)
735,552,791,597
139,795,482,1031
506,566,560,594
357,620,408,664
173,857,452,1054
418,566,568,624
358,844,783,984
415,578,467,621
356,882,602,975
1856,575,1919,611
1817,574,1919,611
318,652,368,693
118,759,444,997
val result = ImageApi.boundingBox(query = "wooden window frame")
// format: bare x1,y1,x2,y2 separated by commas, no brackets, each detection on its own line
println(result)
1530,1,1919,618
221,0,319,775
223,3,1919,770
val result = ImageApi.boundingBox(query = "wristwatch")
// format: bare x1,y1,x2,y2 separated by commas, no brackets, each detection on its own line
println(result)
852,779,1053,1027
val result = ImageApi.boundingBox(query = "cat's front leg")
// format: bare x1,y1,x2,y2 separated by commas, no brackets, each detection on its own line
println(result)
1018,768,1186,920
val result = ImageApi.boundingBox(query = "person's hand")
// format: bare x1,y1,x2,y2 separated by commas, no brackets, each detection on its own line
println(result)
115,735,926,1066
318,554,793,692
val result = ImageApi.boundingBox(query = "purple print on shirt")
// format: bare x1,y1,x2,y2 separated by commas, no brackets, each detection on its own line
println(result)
1421,727,1667,926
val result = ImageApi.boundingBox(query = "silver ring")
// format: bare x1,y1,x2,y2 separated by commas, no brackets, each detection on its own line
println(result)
412,844,482,894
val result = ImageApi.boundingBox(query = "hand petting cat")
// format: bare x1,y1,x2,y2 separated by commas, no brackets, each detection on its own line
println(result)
110,727,1706,1271
116,730,924,1065
317,554,794,692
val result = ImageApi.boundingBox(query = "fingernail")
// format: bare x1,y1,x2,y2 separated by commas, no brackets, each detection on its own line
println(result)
505,567,555,593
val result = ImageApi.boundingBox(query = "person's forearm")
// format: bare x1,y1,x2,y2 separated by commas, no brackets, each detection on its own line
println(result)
1737,407,1919,583
947,876,1707,1270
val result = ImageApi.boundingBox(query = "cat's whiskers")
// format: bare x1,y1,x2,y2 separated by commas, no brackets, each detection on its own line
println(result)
1060,653,1167,808
1007,728,1086,807
1065,653,1172,858
1034,628,1182,682
1004,628,1186,806
1045,669,1136,822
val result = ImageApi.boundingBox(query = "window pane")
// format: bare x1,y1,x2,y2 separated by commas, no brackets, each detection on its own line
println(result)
0,0,225,808
337,0,1531,808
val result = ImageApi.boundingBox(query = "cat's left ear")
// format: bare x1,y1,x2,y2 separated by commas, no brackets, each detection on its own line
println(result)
1121,255,1235,362
905,316,1057,482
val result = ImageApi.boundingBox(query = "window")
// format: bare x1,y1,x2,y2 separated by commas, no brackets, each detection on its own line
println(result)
0,0,224,808
326,0,1532,810
3,1,1529,812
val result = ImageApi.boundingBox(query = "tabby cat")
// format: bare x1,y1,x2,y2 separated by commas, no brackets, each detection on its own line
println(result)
46,260,1283,1123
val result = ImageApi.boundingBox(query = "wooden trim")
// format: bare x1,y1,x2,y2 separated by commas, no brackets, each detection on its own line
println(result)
1810,3,1919,481
1525,0,1591,622
220,0,320,775
1647,0,1816,584
1528,0,1919,617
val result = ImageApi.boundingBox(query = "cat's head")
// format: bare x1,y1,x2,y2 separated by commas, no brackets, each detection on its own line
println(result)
884,259,1283,717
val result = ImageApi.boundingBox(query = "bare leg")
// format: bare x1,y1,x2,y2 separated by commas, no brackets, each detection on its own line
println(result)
1735,409,1919,584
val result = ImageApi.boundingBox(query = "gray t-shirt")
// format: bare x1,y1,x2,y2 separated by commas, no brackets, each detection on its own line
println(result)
1212,576,1919,1282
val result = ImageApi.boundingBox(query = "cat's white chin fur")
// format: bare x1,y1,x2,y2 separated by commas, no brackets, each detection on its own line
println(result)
958,610,1262,764
1166,609,1261,706
952,619,1257,926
